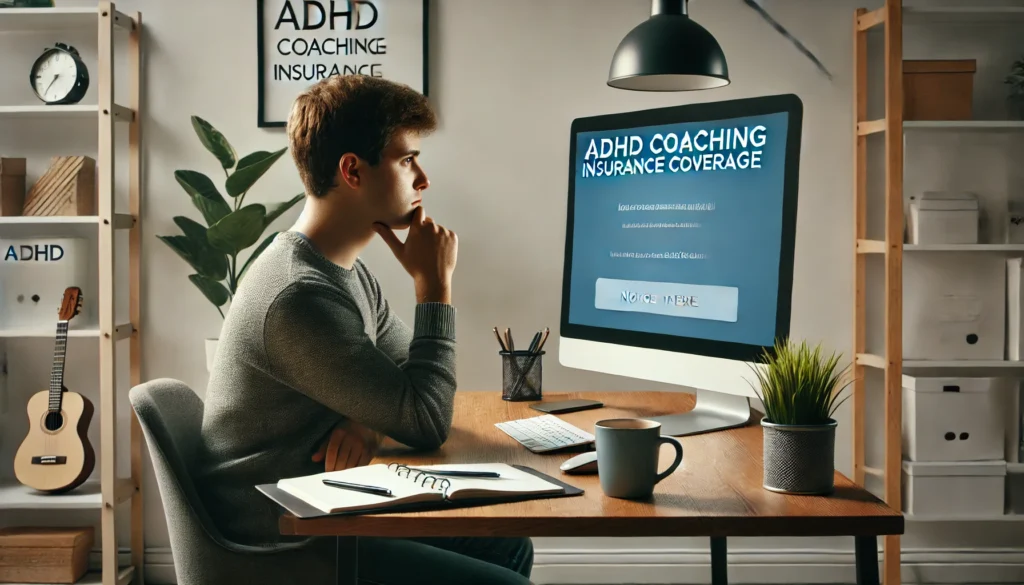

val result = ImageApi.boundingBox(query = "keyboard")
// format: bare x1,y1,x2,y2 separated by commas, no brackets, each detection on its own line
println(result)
495,414,596,453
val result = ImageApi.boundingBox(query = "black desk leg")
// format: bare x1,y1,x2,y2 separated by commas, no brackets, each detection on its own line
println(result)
855,536,880,585
337,536,359,585
710,536,728,585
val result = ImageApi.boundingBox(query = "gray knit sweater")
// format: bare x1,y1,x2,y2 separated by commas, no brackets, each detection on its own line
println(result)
194,230,457,546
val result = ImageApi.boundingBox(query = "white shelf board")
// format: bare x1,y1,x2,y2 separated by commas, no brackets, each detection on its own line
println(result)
0,479,101,509
904,244,1024,252
0,7,133,32
904,121,1024,131
0,321,133,339
0,104,134,122
0,214,134,229
903,360,1024,370
0,104,98,117
903,6,1024,24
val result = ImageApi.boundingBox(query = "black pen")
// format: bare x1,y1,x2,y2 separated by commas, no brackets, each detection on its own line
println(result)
407,468,501,478
322,478,395,497
527,331,542,354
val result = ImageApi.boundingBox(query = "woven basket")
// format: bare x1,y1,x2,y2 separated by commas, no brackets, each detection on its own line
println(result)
762,419,837,495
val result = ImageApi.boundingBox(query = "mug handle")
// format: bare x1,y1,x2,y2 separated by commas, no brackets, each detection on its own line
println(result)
654,436,684,484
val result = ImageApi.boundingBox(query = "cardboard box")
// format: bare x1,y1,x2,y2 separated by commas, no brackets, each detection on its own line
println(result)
904,59,976,120
0,526,93,584
0,158,26,216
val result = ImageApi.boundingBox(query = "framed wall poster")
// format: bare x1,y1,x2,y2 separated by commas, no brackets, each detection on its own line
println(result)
257,0,429,128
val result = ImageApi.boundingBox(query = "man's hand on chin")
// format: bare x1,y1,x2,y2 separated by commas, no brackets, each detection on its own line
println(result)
312,419,385,471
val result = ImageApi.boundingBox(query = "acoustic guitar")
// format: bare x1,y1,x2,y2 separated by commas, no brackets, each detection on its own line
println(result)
14,286,95,493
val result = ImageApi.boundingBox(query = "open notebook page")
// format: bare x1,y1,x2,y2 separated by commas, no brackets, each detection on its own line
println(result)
276,463,442,514
408,463,564,500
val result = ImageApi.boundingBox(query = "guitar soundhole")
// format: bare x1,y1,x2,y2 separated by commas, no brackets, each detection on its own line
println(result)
44,411,64,431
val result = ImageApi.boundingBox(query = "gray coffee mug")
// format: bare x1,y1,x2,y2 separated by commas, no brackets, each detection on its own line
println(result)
595,418,684,499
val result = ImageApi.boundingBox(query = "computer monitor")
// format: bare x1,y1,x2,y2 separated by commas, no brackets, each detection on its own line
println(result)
558,94,802,437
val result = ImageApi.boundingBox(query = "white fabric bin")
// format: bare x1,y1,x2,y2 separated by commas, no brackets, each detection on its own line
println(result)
903,253,1005,360
902,376,1003,461
0,237,92,330
903,460,1006,517
909,191,979,245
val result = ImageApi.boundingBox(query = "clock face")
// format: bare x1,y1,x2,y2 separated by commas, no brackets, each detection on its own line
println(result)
32,50,79,103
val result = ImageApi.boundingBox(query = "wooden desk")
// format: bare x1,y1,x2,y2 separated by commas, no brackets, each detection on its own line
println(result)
278,392,903,585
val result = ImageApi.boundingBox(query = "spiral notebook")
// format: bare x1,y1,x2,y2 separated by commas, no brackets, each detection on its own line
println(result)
258,462,581,518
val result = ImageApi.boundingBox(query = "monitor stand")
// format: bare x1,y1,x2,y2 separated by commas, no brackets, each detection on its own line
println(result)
648,390,753,437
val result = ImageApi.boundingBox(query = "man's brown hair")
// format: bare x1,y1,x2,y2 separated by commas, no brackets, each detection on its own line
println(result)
287,75,437,198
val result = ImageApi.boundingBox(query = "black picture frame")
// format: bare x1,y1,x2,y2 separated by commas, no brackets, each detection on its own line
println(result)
256,0,430,128
559,93,804,364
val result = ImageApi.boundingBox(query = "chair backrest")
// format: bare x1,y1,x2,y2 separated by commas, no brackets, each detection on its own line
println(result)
130,378,334,585
128,378,234,579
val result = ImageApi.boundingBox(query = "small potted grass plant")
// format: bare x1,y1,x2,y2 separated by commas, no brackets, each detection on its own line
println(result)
750,338,851,495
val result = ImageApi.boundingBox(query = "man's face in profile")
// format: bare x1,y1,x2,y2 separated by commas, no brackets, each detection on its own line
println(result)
361,130,429,230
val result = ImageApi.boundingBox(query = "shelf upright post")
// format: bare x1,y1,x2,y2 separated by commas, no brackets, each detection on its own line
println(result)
882,0,904,584
128,9,144,585
97,2,118,584
852,5,869,488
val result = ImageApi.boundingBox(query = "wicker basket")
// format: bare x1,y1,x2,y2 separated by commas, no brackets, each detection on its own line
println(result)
762,419,837,495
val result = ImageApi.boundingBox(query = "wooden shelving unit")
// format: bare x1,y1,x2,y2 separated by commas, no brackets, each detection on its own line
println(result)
853,2,1024,584
0,4,144,585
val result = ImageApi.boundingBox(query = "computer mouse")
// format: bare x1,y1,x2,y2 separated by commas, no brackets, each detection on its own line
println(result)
559,451,598,475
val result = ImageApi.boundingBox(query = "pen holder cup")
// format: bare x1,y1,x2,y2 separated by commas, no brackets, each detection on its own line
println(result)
500,350,544,402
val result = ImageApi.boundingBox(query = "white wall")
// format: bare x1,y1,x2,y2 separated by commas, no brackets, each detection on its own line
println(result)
2,0,1024,583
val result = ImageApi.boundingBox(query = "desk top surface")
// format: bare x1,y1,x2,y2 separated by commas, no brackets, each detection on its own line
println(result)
279,391,903,538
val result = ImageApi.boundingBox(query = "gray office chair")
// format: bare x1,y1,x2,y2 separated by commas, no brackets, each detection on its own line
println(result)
129,378,336,585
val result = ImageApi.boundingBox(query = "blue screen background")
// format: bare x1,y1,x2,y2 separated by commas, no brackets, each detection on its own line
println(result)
567,111,790,348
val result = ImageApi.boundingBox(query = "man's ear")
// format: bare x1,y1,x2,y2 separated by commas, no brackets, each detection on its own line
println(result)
338,153,361,189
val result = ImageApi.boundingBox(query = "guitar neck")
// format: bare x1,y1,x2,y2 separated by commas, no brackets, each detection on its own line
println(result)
48,320,69,412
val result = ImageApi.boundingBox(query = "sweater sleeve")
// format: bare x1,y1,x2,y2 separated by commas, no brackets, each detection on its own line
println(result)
365,266,412,367
263,284,457,450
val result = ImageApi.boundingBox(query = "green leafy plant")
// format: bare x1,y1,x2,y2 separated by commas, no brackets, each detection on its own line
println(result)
1006,56,1024,111
749,338,852,426
158,116,303,318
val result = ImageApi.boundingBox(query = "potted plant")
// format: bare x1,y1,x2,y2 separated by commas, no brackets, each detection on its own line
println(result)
1006,56,1024,120
749,338,851,495
158,116,303,371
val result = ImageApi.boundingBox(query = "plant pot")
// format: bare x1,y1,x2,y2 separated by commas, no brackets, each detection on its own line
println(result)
1007,97,1024,120
761,418,837,495
205,338,219,373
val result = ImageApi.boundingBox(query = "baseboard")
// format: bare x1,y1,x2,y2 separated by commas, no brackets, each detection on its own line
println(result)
531,547,1024,584
95,546,1024,584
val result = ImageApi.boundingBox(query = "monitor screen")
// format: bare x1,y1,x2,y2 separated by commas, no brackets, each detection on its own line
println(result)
560,94,802,363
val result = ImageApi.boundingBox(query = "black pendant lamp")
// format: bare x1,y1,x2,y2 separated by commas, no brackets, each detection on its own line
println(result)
608,0,730,91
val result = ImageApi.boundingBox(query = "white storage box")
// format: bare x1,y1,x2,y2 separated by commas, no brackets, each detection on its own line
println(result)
902,376,1003,461
1006,201,1024,244
903,253,1005,360
909,191,979,245
1008,467,1024,515
0,237,92,330
903,460,1006,517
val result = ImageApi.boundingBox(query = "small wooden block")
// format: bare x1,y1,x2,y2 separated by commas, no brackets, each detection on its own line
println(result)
0,526,93,584
0,158,26,217
23,156,96,217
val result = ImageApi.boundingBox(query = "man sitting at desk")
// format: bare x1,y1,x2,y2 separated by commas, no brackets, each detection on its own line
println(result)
194,74,534,585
